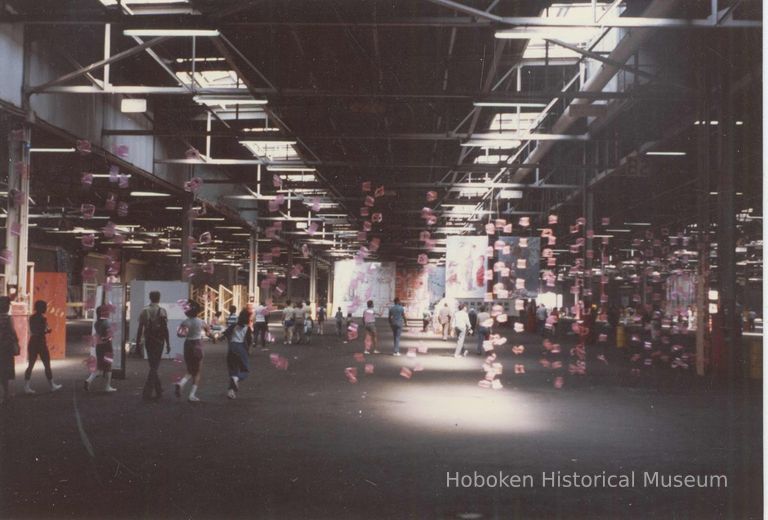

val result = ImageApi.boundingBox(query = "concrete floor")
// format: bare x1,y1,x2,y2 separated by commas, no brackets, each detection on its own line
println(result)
0,320,761,519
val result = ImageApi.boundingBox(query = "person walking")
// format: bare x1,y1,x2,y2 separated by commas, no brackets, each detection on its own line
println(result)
282,301,294,344
253,301,268,349
475,304,492,355
468,305,478,337
335,307,344,337
0,297,20,404
388,298,405,356
84,305,117,393
421,307,431,333
438,303,451,340
226,305,238,328
362,300,379,354
175,302,212,402
135,291,170,401
317,304,327,335
536,304,548,335
293,301,306,344
453,303,472,358
24,300,63,394
224,309,252,399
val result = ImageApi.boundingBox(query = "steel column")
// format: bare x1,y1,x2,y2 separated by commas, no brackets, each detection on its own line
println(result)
3,124,31,302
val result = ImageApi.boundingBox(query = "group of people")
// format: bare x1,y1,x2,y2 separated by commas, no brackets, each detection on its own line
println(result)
133,291,278,402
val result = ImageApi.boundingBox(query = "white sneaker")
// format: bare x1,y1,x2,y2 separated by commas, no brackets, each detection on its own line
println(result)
24,385,36,394
105,386,117,393
188,395,201,402
50,383,62,392
393,352,401,357
226,389,236,399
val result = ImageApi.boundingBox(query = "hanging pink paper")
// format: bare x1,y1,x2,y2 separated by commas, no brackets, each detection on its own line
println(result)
307,222,319,235
360,207,370,217
76,140,92,154
118,174,130,189
9,222,20,237
81,203,96,219
361,181,371,192
417,253,428,265
199,232,212,244
419,230,431,242
114,144,129,158
369,238,381,252
364,195,375,207
503,224,513,233
518,216,530,227
363,221,372,232
371,213,382,223
81,234,95,249
301,243,310,257
426,191,437,202
0,249,12,265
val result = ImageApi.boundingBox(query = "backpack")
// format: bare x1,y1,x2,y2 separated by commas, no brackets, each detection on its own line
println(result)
144,306,166,342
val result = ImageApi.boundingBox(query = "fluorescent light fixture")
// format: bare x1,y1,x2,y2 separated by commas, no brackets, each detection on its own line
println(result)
461,139,522,149
473,101,547,108
710,121,719,125
498,190,524,199
495,27,599,40
130,191,171,197
175,57,225,63
241,140,296,146
91,174,132,179
645,151,686,156
215,226,244,230
194,96,267,107
123,29,219,37
29,147,76,153
625,222,652,226
243,127,281,133
266,166,316,172
605,228,631,233
195,217,225,221
121,98,147,113
164,206,183,210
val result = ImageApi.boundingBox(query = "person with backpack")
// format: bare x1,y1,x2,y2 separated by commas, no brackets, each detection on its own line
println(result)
83,305,117,393
135,291,170,401
253,301,268,349
24,300,63,394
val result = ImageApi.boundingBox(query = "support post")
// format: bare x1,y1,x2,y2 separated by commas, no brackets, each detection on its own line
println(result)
286,244,293,301
695,54,710,377
4,124,31,303
249,229,259,303
180,193,193,278
309,256,318,305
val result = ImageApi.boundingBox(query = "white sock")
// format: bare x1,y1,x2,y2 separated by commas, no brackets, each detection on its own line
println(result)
231,376,238,383
105,372,113,387
189,385,198,398
178,375,190,387
86,373,97,383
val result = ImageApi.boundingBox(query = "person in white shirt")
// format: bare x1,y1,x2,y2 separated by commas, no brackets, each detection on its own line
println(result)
282,301,294,344
453,303,473,357
253,301,268,349
362,300,379,354
293,301,307,344
438,303,452,340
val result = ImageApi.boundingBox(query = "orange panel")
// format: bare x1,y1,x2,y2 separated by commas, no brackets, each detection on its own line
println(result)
11,303,29,365
32,272,68,360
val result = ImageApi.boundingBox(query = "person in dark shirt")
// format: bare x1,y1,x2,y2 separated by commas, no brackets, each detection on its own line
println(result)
0,297,20,404
24,300,62,393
